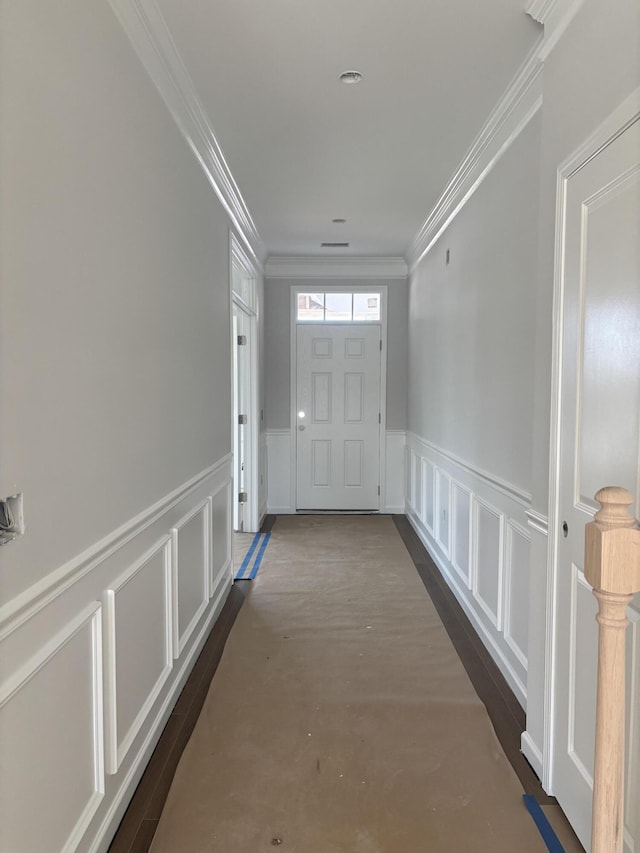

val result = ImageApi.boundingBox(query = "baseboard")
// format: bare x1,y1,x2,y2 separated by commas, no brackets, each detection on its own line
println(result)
521,730,544,781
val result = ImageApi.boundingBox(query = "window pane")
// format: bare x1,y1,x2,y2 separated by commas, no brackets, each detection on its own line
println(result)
325,293,353,322
297,292,324,321
353,293,380,321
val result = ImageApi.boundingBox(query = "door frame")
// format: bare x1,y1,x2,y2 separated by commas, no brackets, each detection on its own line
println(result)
543,88,640,794
230,233,260,532
289,284,388,512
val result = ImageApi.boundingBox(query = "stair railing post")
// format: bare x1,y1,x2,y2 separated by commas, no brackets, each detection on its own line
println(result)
584,486,640,853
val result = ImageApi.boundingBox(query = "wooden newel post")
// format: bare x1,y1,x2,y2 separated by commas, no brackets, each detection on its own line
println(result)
584,486,640,853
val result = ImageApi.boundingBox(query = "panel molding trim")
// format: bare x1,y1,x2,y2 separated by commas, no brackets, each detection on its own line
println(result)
103,537,173,775
107,0,264,267
405,433,530,707
408,432,532,506
526,507,549,535
0,456,231,641
172,499,213,658
0,603,105,852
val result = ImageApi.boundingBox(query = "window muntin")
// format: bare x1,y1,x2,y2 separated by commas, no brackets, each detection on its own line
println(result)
296,292,380,322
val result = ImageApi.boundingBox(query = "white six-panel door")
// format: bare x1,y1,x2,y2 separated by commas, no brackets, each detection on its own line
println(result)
553,117,640,851
296,324,381,510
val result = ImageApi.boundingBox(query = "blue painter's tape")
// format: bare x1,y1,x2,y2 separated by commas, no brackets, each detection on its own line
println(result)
235,532,262,580
523,795,565,853
249,532,271,580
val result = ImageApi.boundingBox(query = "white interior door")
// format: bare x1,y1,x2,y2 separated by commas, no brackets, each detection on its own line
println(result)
232,305,251,531
552,118,640,851
296,324,381,510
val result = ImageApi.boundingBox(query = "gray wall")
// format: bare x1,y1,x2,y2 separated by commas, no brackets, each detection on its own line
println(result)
407,113,542,493
0,0,234,602
264,278,408,430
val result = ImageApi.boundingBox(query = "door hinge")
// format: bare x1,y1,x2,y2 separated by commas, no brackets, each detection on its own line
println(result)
378,486,380,496
380,339,382,351
237,334,247,346
238,414,247,425
378,413,381,424
238,492,248,503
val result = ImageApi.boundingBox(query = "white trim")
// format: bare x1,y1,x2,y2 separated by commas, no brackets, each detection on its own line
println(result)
86,570,231,853
289,286,388,512
408,432,532,507
526,0,588,60
526,507,549,535
0,457,231,639
407,39,543,271
503,519,531,669
107,0,264,267
171,500,212,658
525,0,557,22
231,233,262,533
521,730,544,779
544,88,640,793
471,496,505,631
103,537,173,775
265,256,407,280
0,603,105,853
435,468,452,560
451,481,473,590
407,507,527,706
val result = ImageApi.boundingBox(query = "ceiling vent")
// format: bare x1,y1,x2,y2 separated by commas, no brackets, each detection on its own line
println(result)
321,242,349,248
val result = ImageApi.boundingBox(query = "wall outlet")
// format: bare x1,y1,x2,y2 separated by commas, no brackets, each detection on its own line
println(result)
0,493,24,546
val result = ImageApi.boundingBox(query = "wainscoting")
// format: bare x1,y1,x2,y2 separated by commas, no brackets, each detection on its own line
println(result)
405,433,531,707
0,457,233,853
266,428,406,514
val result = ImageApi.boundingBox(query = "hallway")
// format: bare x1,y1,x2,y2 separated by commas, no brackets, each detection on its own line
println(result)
111,516,582,852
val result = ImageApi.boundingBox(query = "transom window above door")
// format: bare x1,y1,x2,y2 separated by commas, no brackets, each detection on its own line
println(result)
296,292,380,323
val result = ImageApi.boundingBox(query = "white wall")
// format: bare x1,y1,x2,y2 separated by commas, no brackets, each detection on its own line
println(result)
406,113,541,705
0,1,239,850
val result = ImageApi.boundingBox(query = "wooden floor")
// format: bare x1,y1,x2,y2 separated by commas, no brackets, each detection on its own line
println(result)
108,513,581,852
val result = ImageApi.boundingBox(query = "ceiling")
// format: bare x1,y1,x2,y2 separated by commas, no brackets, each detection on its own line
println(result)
155,0,541,258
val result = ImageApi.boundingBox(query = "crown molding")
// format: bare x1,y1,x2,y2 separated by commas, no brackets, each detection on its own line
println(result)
407,37,543,273
526,0,587,59
108,0,265,268
525,0,557,24
264,256,408,280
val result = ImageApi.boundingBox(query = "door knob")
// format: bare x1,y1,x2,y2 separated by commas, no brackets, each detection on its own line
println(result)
298,424,306,431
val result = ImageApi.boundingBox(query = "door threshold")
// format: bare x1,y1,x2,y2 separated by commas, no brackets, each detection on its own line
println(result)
295,509,380,515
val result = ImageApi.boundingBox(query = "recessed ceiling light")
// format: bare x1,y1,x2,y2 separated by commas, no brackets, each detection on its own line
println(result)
332,218,347,224
338,70,363,85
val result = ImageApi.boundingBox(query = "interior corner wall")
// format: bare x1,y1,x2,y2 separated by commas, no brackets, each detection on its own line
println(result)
0,2,237,850
264,277,408,430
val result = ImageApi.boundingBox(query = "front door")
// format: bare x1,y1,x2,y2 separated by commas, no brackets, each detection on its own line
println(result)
296,324,381,510
552,117,640,851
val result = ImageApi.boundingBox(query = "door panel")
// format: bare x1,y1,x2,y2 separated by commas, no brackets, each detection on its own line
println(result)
553,119,640,851
296,324,381,510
